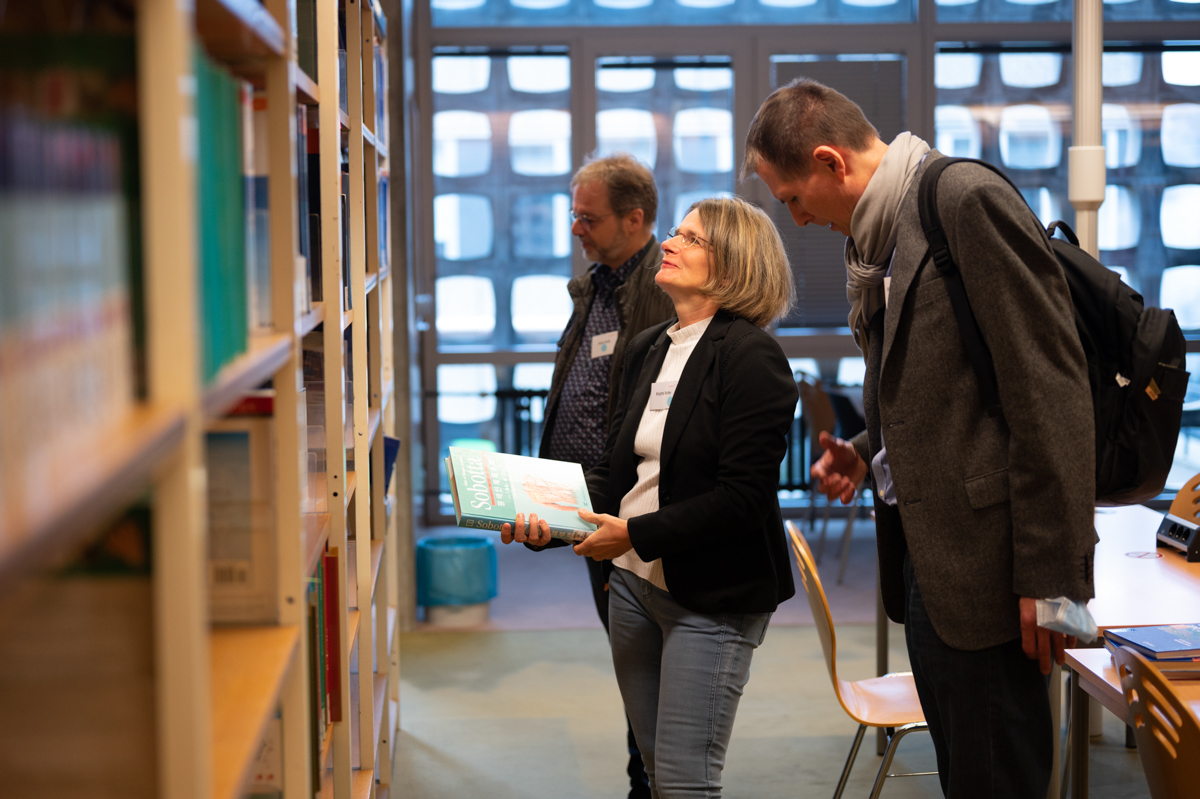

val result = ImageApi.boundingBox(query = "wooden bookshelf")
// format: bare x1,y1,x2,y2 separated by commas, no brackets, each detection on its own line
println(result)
209,625,300,799
202,332,292,419
0,1,398,797
0,405,184,584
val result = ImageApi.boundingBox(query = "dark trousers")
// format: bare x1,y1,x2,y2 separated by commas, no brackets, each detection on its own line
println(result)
903,553,1053,798
588,557,652,798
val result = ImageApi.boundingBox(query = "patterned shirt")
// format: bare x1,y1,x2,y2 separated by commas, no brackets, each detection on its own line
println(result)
547,240,655,471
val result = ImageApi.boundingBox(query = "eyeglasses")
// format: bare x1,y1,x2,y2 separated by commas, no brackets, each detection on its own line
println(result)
667,227,709,249
570,210,613,229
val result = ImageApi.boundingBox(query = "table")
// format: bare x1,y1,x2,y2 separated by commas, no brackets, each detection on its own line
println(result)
1064,503,1200,798
1066,648,1200,799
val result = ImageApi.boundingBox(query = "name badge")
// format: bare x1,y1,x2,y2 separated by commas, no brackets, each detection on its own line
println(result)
648,380,678,410
591,330,619,359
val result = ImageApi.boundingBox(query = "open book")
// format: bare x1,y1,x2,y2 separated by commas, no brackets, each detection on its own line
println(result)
445,447,597,543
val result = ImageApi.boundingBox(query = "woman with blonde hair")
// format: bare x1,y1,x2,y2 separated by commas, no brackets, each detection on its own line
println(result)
503,196,798,798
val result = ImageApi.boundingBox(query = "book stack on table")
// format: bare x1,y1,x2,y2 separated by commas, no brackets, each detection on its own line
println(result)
1104,623,1200,677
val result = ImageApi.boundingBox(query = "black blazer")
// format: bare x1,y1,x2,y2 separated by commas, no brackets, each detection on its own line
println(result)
586,309,798,615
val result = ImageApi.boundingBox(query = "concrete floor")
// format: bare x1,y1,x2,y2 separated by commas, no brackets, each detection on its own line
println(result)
395,521,1152,798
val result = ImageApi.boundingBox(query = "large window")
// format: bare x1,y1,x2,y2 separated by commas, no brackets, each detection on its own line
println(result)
415,4,1200,519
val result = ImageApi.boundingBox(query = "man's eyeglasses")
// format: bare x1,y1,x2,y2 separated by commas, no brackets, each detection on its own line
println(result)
667,227,709,249
570,210,613,229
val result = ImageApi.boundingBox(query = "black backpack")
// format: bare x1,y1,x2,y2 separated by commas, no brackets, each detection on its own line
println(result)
918,156,1191,506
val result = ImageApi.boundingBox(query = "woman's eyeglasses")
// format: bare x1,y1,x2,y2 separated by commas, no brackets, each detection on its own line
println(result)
667,227,709,249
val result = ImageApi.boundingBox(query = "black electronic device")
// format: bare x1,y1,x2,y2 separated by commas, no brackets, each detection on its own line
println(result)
1156,512,1200,563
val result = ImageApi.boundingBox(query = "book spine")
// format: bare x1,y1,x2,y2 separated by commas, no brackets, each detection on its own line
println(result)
323,549,342,723
457,513,589,544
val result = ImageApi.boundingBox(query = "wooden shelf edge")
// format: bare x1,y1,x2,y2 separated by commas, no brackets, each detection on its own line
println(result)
195,0,286,63
339,109,351,131
203,332,292,420
387,699,398,764
362,123,377,150
386,605,397,659
367,407,381,449
303,512,331,578
370,0,387,37
371,672,387,764
346,471,357,512
364,271,379,294
318,720,335,776
316,768,373,799
370,540,384,601
341,307,353,332
298,302,326,338
348,608,361,652
378,266,390,285
0,404,185,585
209,625,301,799
292,61,321,105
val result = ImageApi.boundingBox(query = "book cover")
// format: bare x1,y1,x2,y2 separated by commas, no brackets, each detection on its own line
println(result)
445,447,597,543
1105,624,1200,660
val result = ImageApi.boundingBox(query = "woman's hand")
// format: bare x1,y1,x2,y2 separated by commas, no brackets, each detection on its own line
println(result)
500,512,553,547
811,431,868,505
573,509,633,560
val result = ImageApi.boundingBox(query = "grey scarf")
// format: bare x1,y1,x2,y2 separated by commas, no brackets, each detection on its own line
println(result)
845,132,931,359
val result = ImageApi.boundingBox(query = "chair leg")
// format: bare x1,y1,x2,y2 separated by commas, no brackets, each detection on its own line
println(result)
831,724,867,799
817,499,832,563
867,722,930,799
836,491,861,585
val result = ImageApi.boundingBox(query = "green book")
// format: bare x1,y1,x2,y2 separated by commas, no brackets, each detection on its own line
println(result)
446,447,598,543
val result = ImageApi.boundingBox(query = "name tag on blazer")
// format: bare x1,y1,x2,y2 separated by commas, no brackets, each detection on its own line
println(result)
591,330,619,358
648,380,678,410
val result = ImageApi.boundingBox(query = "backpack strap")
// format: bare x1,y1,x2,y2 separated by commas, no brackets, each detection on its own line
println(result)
917,157,1013,418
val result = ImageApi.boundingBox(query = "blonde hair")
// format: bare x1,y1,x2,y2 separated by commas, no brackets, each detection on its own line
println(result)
688,196,795,328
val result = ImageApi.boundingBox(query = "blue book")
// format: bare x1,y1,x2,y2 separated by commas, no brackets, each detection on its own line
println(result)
1105,624,1200,660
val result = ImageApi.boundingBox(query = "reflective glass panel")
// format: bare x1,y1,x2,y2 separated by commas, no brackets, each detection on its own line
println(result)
1102,53,1143,87
434,194,494,259
433,56,491,93
511,193,571,258
597,57,734,240
1161,185,1200,249
511,275,573,339
935,54,983,89
596,108,658,167
508,56,571,93
937,0,1198,22
674,190,734,226
1163,52,1200,86
436,275,497,340
1102,104,1142,168
1160,265,1200,328
437,364,498,424
1020,187,1063,227
513,362,555,390
935,105,982,158
999,54,1063,88
837,358,867,386
999,104,1063,169
434,0,913,25
509,109,572,175
1162,104,1200,167
433,111,492,177
1098,185,1141,251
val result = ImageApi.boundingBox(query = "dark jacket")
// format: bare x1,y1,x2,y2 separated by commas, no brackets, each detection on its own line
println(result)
852,152,1096,651
538,240,674,458
587,310,799,615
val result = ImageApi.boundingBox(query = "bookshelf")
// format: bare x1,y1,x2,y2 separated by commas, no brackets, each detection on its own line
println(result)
0,1,398,799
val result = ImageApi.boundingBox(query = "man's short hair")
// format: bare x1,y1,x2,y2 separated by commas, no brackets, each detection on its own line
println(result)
741,78,879,181
688,196,795,328
571,153,657,225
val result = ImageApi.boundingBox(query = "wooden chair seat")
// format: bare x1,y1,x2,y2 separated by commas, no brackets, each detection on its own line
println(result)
838,672,927,729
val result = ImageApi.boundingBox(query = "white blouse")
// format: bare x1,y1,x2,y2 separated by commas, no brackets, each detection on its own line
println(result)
613,315,715,591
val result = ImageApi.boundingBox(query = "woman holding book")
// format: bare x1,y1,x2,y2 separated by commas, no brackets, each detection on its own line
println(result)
501,196,798,798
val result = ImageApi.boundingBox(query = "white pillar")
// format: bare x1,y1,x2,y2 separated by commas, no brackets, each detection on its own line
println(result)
1069,0,1107,258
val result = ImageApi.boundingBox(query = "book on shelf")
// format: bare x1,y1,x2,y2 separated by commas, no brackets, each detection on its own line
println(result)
337,12,348,116
306,556,330,781
444,447,597,543
294,104,313,314
296,0,318,84
0,33,140,524
247,90,272,329
1105,624,1200,661
195,47,248,382
323,548,344,722
304,110,322,303
340,169,352,311
206,405,278,624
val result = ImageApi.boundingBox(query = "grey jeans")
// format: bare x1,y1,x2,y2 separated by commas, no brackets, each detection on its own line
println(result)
608,566,771,799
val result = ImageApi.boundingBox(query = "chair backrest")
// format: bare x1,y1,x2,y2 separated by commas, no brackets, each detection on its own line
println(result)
797,380,836,453
1114,645,1200,799
785,520,839,687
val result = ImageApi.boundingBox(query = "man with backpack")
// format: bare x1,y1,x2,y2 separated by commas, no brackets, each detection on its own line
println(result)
743,79,1098,797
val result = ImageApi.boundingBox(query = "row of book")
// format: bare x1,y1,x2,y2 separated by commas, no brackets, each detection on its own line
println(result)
0,35,139,536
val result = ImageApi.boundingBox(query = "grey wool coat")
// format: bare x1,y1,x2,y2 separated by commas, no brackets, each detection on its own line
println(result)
539,238,675,458
852,152,1098,651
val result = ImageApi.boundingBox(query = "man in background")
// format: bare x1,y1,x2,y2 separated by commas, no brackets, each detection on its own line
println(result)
539,153,673,799
742,80,1095,797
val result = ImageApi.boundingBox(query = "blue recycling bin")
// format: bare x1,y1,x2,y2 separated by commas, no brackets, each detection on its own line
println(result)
416,534,498,608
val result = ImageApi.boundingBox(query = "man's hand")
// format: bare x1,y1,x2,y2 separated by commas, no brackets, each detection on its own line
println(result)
500,512,553,547
573,509,633,561
1019,597,1076,675
811,431,869,505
